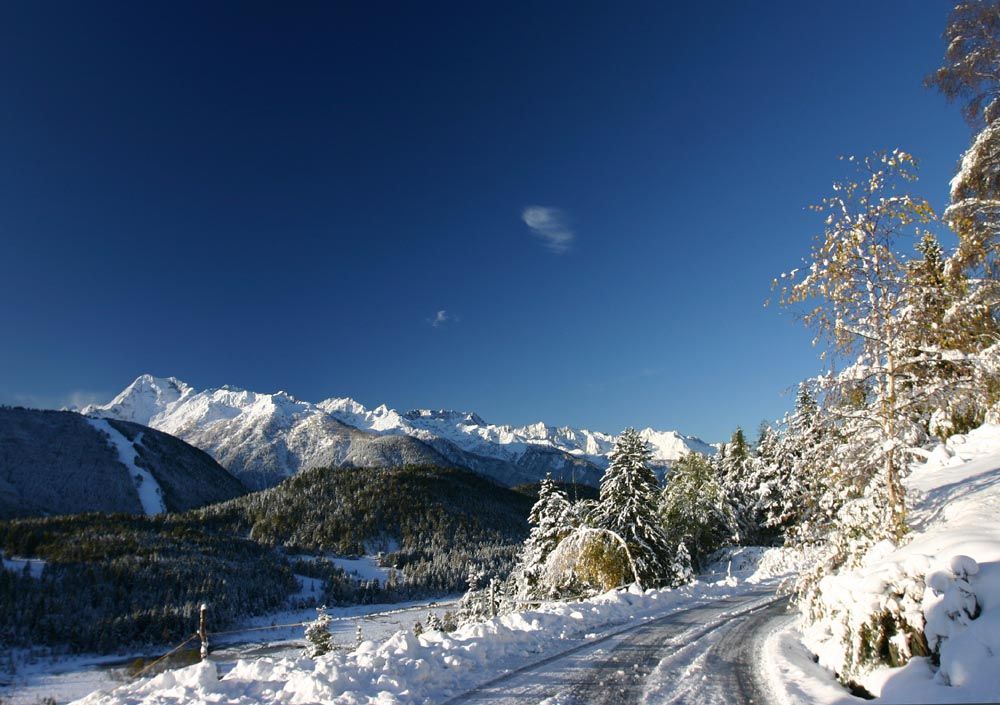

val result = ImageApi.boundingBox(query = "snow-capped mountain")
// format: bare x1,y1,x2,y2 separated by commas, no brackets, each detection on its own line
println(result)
83,375,713,489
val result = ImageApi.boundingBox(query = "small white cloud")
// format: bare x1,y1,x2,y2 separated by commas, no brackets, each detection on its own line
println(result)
63,390,107,410
429,310,454,328
522,206,574,254
3,389,107,411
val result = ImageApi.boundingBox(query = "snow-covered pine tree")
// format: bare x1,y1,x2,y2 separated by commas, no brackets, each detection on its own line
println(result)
761,384,835,547
896,232,994,439
593,428,673,587
509,475,573,604
749,423,788,545
456,566,490,625
304,605,333,657
669,542,694,585
659,452,735,572
715,427,758,543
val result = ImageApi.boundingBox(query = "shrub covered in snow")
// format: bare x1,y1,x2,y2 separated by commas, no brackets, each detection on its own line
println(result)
303,606,333,657
796,424,1000,696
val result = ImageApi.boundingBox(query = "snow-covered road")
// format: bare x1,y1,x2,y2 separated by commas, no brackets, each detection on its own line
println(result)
446,586,785,705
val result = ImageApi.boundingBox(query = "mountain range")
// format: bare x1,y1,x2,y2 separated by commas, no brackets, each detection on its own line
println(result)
82,375,714,489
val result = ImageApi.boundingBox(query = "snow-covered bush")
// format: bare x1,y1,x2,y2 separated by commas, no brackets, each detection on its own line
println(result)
922,554,1000,689
539,527,633,594
456,569,503,625
794,422,1000,697
304,606,333,657
799,541,930,681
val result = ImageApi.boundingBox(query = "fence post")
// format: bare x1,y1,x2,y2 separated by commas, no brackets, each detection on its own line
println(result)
199,603,209,660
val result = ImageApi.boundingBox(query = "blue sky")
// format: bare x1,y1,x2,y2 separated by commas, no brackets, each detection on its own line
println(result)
0,1,972,441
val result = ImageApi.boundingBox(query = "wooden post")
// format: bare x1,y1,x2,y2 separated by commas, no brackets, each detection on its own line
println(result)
199,603,209,660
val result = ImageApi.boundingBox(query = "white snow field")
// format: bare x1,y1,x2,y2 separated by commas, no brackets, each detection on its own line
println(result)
3,598,456,705
68,554,796,705
765,423,1000,704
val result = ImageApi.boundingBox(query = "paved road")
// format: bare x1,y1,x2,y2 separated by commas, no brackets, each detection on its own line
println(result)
447,587,789,705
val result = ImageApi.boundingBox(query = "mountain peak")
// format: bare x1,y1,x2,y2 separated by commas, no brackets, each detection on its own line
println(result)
403,409,487,426
82,374,193,426
88,375,714,488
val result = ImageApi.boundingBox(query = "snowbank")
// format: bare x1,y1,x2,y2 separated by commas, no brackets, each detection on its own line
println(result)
71,574,780,705
705,545,810,584
788,423,1000,703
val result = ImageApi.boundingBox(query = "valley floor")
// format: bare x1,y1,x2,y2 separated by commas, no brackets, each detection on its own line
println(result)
55,553,798,705
0,597,457,705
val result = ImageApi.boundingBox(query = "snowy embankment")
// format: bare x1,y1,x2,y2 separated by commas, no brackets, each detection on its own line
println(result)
766,423,1000,704
71,553,795,705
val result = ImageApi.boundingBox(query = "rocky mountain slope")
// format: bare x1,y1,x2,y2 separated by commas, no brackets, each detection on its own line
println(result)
0,407,246,518
83,375,712,489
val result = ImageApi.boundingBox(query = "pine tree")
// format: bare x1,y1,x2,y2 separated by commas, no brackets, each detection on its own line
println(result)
761,385,831,544
304,605,333,657
716,427,757,543
659,452,734,572
669,542,694,585
896,233,995,438
749,423,789,545
593,428,673,587
509,475,573,603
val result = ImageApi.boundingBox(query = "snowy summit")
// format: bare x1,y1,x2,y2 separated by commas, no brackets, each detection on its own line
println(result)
82,375,713,489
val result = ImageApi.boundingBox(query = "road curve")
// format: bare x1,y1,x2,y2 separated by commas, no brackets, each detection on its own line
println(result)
446,586,789,705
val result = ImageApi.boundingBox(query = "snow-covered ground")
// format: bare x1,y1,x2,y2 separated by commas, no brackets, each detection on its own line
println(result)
1,553,46,578
291,553,391,584
64,552,796,705
1,598,457,705
765,423,1000,704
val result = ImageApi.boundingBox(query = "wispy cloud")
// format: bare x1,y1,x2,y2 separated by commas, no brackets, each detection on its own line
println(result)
2,389,107,411
428,310,456,328
63,390,107,410
522,206,574,254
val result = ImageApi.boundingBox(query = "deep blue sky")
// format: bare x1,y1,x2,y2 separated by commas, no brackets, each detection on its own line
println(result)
0,1,972,441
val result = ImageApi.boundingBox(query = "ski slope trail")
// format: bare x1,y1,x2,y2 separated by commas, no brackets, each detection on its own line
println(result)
446,587,785,705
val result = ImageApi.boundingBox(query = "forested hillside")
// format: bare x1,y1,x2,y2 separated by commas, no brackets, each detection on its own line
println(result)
0,465,553,652
0,407,246,518
0,513,294,652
